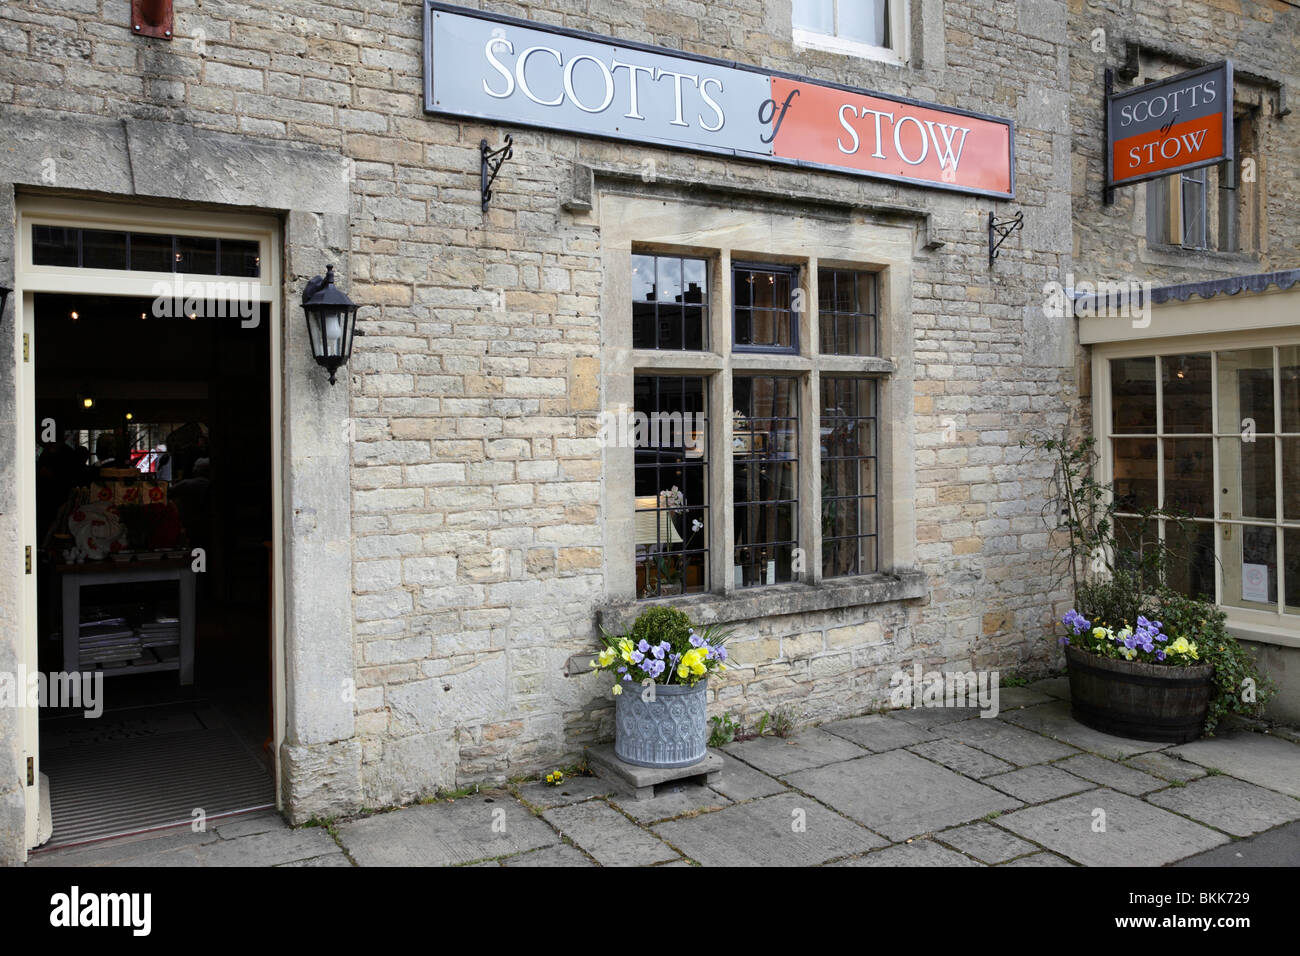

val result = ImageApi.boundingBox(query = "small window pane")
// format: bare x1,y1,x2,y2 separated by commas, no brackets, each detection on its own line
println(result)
1220,437,1275,521
1162,354,1211,433
733,375,799,587
630,254,708,351
1181,170,1207,250
32,226,79,267
1222,524,1277,610
1285,528,1300,613
1164,520,1216,602
839,0,889,46
1110,357,1156,433
793,0,833,33
1217,348,1273,434
219,238,262,278
1281,438,1300,522
1280,347,1300,433
634,376,709,599
733,265,796,352
821,377,878,577
129,232,174,273
1113,438,1157,512
819,268,878,355
81,230,128,270
177,235,218,275
1163,437,1213,518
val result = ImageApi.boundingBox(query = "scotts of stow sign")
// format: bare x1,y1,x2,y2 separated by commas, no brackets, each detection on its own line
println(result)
1107,61,1234,188
422,2,1015,198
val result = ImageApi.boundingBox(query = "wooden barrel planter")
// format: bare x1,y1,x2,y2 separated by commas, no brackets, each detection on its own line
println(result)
1064,645,1215,744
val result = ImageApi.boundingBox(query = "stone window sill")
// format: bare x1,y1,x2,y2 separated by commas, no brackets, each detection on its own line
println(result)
595,570,927,635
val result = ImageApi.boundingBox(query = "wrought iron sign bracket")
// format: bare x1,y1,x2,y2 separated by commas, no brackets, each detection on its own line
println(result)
480,135,514,212
988,210,1024,268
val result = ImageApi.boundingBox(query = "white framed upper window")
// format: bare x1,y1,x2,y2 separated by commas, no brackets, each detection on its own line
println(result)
792,0,908,65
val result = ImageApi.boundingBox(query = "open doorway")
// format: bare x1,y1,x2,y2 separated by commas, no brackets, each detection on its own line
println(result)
32,290,275,849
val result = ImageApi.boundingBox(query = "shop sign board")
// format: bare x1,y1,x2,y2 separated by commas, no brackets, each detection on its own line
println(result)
1107,61,1233,188
423,2,1015,198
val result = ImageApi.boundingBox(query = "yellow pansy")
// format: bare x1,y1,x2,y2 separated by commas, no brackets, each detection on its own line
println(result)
612,683,623,696
597,648,617,667
1092,627,1107,640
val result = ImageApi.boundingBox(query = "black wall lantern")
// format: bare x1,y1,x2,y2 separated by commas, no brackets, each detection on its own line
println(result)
0,286,11,325
301,265,359,386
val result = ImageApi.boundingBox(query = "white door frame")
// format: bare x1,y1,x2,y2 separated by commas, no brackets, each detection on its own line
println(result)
13,195,286,854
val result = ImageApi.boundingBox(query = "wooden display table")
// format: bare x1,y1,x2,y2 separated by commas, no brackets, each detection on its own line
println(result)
57,558,196,685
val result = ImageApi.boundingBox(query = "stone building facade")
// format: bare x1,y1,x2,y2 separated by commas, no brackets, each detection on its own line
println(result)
0,0,1295,864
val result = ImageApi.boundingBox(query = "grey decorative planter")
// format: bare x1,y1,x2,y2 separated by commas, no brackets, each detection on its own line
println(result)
1065,645,1215,744
614,679,708,769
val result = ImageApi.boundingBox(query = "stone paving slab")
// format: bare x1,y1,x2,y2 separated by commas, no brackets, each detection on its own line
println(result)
543,801,678,866
1055,753,1167,796
495,844,594,866
212,811,287,840
1123,751,1209,783
277,852,352,867
936,715,1081,766
886,706,984,730
722,728,865,776
821,714,938,752
515,775,614,809
997,686,1059,709
653,791,886,866
706,751,788,802
1146,775,1300,837
907,738,1017,777
997,789,1230,866
191,827,342,867
786,749,1022,841
831,839,982,866
29,826,221,867
335,796,556,866
1002,851,1076,866
983,765,1096,803
1029,677,1071,699
999,700,1167,759
611,781,732,823
1174,820,1300,867
936,821,1038,864
1170,732,1300,798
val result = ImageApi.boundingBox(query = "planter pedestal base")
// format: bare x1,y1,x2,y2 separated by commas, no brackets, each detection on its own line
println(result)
586,744,723,800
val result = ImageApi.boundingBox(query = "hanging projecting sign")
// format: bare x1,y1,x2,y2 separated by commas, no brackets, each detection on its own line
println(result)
423,2,1015,198
1107,61,1233,188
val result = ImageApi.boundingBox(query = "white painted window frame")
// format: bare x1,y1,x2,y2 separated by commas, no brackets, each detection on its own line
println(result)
1092,328,1300,651
791,0,910,66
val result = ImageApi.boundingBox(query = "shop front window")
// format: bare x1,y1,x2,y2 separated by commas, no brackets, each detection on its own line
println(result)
1107,346,1300,614
627,252,889,600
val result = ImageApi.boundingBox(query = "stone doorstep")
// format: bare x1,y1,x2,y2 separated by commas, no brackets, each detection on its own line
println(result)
586,744,724,800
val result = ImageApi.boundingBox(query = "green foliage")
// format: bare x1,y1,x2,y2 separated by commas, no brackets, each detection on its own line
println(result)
628,606,694,649
768,705,797,738
708,712,740,748
1158,591,1274,734
1029,431,1274,736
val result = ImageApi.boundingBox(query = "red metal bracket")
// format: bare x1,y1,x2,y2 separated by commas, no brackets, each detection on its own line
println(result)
131,0,173,40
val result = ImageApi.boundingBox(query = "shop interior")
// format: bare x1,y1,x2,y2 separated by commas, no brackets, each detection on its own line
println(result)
33,292,275,849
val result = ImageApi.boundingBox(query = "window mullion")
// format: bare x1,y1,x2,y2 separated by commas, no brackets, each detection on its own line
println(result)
716,255,737,596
